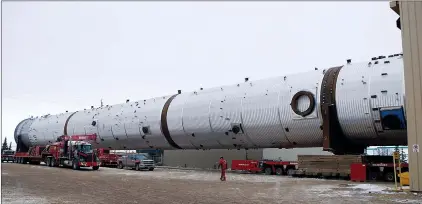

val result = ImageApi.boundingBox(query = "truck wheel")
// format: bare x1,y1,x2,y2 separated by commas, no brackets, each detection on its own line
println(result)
368,172,379,181
275,167,283,175
148,167,154,171
384,172,395,182
264,167,272,175
135,164,140,171
118,163,123,169
287,169,295,176
92,166,100,171
51,159,56,167
46,158,51,167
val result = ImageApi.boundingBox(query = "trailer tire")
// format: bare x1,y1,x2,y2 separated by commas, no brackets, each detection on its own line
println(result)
275,167,283,175
368,172,379,181
264,167,272,175
287,169,295,176
384,172,395,182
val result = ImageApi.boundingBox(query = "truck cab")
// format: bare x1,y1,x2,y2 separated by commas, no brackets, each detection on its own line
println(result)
66,141,100,169
45,138,101,170
118,153,155,171
1,150,15,163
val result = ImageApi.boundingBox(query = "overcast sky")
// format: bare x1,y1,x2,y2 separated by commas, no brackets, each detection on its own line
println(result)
2,1,402,148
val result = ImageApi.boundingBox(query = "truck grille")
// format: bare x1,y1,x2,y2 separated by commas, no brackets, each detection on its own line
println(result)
142,160,154,167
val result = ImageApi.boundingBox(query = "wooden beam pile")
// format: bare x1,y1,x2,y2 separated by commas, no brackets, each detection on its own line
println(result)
297,155,362,176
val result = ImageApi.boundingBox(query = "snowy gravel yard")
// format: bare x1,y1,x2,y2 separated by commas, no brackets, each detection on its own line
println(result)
2,163,421,204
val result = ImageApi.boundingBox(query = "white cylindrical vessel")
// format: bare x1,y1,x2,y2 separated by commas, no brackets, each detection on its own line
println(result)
14,54,407,154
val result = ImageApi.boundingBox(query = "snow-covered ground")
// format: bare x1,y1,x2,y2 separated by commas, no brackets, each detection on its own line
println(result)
2,164,421,204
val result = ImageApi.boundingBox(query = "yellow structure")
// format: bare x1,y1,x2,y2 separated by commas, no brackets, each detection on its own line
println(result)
390,1,422,192
399,172,410,186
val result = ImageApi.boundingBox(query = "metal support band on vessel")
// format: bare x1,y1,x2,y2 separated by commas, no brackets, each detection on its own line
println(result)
160,94,182,149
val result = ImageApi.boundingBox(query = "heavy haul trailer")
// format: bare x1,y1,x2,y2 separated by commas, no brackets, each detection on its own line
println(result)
14,134,101,170
95,148,118,167
231,155,409,182
231,160,298,175
290,155,409,182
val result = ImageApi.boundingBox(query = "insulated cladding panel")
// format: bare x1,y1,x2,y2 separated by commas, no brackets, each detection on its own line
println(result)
241,77,290,147
181,88,225,149
336,61,378,140
166,93,194,149
336,55,407,145
90,105,122,149
14,119,33,148
136,96,174,149
367,56,407,143
279,70,324,147
209,84,256,149
27,112,74,146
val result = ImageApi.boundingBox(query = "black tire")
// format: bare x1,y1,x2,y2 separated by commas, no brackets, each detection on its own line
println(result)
51,159,56,167
135,164,140,171
148,167,154,171
264,167,272,175
46,158,51,167
287,169,295,176
118,163,123,169
384,172,395,182
275,167,283,175
368,172,379,181
92,166,100,171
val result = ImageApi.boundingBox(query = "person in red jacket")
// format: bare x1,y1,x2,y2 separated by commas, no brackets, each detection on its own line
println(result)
218,156,227,181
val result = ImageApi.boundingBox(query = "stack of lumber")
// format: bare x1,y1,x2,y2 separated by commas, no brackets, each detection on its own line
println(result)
337,155,363,174
297,155,362,175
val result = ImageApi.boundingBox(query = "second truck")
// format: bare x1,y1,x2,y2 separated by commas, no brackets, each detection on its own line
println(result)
14,134,101,170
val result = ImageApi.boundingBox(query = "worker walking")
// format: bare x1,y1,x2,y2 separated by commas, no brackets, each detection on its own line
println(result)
218,156,227,181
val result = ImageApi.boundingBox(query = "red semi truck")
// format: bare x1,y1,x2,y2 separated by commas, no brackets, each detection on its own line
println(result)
13,134,101,170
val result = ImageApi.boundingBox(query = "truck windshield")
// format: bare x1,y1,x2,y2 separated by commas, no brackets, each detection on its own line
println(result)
133,154,151,160
79,145,93,153
2,150,14,155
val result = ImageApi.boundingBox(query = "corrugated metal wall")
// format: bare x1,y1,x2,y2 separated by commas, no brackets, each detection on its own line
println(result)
163,149,263,169
396,0,422,192
263,147,333,161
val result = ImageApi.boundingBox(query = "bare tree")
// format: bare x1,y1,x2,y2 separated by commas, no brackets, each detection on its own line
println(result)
376,147,393,156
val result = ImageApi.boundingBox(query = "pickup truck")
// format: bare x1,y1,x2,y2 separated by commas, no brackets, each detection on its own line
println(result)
117,153,155,171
